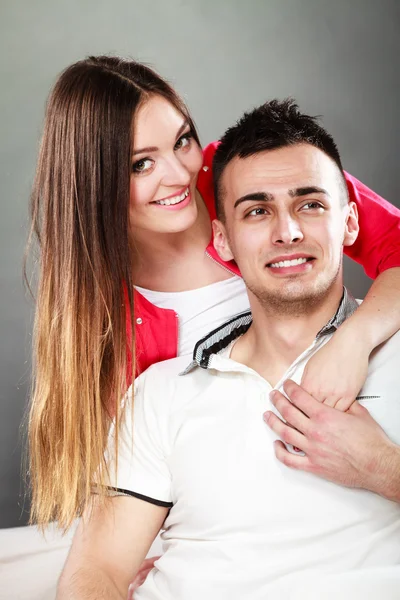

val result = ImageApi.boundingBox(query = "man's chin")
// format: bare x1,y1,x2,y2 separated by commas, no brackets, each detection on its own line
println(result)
251,280,331,313
272,280,317,301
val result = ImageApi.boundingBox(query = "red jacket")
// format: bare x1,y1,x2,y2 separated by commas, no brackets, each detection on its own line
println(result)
132,142,400,377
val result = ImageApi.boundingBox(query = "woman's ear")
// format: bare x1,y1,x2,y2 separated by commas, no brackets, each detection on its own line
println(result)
343,201,359,247
212,220,234,262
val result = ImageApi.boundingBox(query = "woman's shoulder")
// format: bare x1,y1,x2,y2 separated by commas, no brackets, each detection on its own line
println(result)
197,141,220,221
202,140,219,166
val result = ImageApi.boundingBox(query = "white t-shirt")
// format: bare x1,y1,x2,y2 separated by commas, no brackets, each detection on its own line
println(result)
109,302,400,599
135,275,249,356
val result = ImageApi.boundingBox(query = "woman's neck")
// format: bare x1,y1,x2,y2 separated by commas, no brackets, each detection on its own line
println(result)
131,190,226,292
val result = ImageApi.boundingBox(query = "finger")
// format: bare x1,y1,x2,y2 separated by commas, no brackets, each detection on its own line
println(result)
274,440,311,471
283,380,327,418
264,411,307,450
128,582,139,598
269,390,310,434
130,556,160,593
139,556,160,569
347,401,370,417
129,567,155,594
322,395,339,408
137,566,155,580
334,396,356,412
300,377,326,404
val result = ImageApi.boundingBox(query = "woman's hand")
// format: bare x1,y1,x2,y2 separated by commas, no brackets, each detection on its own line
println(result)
300,326,370,412
127,556,160,599
301,269,400,412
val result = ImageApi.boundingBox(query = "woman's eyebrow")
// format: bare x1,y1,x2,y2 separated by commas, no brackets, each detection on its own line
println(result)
175,120,189,141
132,120,189,156
132,145,158,156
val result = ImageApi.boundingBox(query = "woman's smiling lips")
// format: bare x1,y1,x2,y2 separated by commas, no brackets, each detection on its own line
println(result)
152,186,191,210
266,254,315,275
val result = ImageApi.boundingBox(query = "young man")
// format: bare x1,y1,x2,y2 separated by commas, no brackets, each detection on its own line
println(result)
58,100,400,600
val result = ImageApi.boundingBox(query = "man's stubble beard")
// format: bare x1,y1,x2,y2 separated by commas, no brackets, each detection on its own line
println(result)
246,261,342,318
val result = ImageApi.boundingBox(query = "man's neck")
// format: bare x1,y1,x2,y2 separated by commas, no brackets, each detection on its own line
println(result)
230,284,344,386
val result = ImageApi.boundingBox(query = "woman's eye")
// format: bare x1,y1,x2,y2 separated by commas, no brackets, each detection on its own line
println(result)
132,158,154,174
174,133,192,151
247,207,268,217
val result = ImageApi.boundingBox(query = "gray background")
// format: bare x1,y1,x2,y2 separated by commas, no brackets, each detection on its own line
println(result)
0,0,399,528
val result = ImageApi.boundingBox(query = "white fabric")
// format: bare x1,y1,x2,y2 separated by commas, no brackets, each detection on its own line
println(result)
135,275,249,356
135,275,249,559
110,329,400,600
0,521,78,600
0,520,164,600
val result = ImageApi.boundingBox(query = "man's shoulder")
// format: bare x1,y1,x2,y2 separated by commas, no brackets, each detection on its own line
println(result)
134,355,209,406
146,354,190,376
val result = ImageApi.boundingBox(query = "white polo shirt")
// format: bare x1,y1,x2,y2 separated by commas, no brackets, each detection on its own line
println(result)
108,290,400,600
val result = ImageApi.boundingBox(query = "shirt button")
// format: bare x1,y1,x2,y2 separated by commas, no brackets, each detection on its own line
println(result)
136,317,143,325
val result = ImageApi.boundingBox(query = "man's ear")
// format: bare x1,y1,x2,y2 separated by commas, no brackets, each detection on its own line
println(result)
212,219,234,262
343,201,359,247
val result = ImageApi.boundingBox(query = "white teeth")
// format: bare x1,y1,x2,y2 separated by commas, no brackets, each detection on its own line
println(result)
269,257,309,268
156,188,189,206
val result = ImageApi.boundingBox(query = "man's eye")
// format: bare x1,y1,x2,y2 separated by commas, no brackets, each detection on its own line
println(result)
302,202,323,211
174,133,192,151
247,207,267,217
132,158,153,174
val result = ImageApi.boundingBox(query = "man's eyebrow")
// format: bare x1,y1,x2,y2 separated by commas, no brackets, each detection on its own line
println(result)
288,186,330,197
132,120,189,157
234,192,274,208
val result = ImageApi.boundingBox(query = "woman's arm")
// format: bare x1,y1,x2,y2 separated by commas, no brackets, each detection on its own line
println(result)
301,268,400,410
343,267,400,348
343,172,400,277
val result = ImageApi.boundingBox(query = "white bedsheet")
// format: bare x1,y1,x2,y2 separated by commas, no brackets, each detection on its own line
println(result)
0,521,77,600
0,523,162,600
1,523,398,600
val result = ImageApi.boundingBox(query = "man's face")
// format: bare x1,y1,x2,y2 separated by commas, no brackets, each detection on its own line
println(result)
214,144,358,313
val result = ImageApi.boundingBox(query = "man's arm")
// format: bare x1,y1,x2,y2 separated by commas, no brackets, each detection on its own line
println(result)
57,495,168,599
264,380,400,502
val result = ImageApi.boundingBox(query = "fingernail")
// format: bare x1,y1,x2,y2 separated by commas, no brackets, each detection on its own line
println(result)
269,390,276,401
263,411,271,423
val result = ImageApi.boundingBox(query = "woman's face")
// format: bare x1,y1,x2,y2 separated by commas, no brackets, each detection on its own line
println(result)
129,95,203,235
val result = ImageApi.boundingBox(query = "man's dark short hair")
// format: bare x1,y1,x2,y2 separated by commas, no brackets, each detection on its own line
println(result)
213,98,348,220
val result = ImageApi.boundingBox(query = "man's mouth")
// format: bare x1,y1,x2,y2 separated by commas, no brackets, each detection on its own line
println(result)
153,187,190,206
267,257,314,269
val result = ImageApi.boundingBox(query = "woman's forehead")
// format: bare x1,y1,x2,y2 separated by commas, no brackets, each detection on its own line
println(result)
133,95,186,147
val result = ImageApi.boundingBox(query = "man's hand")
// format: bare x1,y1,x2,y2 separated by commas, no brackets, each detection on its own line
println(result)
263,380,400,501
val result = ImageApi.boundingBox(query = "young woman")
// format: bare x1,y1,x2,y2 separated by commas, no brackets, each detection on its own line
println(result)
27,55,400,535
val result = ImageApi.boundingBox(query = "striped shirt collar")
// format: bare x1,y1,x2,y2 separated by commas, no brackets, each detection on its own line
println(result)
182,287,358,375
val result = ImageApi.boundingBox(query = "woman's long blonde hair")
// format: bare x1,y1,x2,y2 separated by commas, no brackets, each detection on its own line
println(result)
26,56,200,530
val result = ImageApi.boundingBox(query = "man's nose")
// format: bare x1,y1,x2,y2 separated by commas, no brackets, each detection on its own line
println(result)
272,214,304,245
